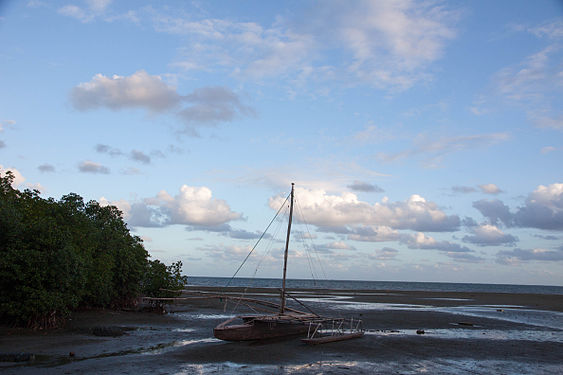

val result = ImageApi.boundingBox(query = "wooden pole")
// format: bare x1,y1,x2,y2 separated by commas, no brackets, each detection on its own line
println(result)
280,183,294,314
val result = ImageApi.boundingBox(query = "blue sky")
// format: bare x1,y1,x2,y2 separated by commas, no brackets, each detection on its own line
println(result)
1,0,562,285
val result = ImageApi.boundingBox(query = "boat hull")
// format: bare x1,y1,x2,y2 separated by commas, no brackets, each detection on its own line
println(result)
214,317,309,341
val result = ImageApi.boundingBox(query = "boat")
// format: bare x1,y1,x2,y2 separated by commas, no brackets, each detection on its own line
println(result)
213,183,364,343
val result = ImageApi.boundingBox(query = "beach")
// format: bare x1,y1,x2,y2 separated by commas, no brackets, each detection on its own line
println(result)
1,287,562,374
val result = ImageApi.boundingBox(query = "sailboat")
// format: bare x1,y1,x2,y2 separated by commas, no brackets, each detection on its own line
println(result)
213,183,318,341
213,183,364,343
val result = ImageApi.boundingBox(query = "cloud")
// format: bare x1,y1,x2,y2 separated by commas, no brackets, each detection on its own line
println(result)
347,225,400,242
373,247,399,260
78,160,110,174
38,164,55,173
472,199,513,227
493,38,563,131
116,184,241,228
404,232,472,253
0,165,26,187
479,183,503,195
452,185,477,194
377,132,509,166
71,71,181,112
270,187,460,232
347,180,384,193
130,150,151,164
473,183,563,230
514,183,563,230
178,86,255,128
96,143,123,156
0,140,4,149
462,224,517,246
0,119,15,132
496,247,563,265
446,252,484,263
58,0,113,23
71,71,253,134
158,1,457,91
540,146,557,154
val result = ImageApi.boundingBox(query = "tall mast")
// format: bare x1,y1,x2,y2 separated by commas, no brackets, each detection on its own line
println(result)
280,183,294,314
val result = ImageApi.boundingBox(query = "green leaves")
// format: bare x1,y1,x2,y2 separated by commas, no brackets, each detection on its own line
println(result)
0,173,186,329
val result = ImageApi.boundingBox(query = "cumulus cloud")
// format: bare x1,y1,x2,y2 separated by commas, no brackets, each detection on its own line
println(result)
473,183,563,231
472,199,513,227
462,224,517,246
270,187,460,232
96,143,123,156
38,164,55,173
514,183,563,230
115,184,241,228
71,71,181,112
496,247,563,265
130,150,151,164
0,165,26,186
71,71,252,134
78,160,110,174
347,180,384,193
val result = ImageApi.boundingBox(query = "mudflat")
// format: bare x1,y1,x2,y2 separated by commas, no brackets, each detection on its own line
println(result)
1,288,562,374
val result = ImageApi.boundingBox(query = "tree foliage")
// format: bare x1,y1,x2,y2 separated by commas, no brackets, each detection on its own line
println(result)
0,172,187,328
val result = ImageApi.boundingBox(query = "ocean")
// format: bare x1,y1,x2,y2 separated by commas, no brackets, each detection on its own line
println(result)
188,276,563,295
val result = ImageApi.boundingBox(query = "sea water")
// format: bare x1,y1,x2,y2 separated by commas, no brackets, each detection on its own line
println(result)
187,276,563,295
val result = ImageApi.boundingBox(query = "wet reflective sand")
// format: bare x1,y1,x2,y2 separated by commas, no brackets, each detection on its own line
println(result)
1,287,561,374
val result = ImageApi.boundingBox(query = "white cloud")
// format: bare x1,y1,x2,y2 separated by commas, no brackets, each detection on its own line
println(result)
71,71,252,134
462,224,517,246
71,71,181,112
58,0,113,23
479,183,502,195
0,165,26,187
121,184,241,228
494,45,563,131
158,0,457,91
404,232,472,253
347,225,400,242
540,146,557,154
270,187,460,232
78,160,110,174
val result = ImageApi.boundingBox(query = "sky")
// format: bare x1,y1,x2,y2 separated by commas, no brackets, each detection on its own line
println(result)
1,0,562,286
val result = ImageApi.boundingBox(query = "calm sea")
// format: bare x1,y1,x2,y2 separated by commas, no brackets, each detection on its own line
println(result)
188,276,563,295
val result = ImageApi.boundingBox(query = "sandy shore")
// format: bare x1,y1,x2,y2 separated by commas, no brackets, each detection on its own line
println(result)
1,287,562,374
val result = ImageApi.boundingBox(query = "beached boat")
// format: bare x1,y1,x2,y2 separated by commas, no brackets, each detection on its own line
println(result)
213,183,364,342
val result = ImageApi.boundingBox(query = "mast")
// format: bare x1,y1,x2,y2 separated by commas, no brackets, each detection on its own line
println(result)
280,183,294,314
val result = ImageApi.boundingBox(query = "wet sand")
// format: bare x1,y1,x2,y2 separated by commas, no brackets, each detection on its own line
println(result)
1,288,562,374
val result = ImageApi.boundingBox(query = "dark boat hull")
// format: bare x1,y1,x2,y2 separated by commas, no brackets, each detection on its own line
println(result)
214,317,309,341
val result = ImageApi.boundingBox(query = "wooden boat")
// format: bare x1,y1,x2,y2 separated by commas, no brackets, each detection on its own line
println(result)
214,183,319,341
213,183,364,343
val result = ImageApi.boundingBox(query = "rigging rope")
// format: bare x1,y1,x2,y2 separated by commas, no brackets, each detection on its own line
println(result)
224,191,290,289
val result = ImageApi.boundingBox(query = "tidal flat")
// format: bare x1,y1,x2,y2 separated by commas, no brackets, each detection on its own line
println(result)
1,288,562,374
